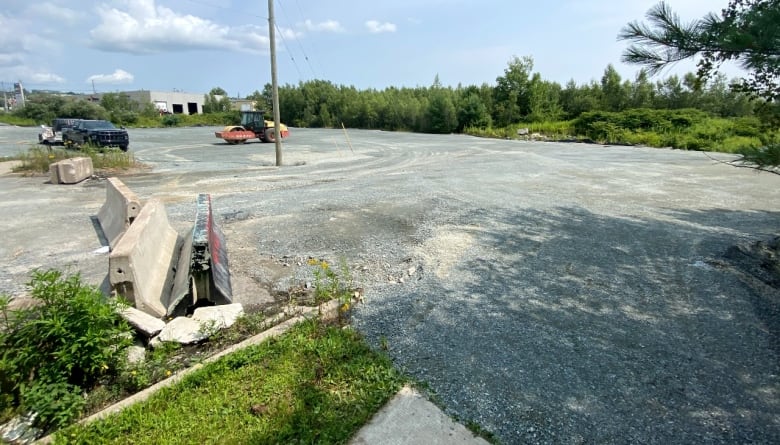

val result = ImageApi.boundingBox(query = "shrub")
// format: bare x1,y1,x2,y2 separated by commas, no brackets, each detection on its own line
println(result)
21,380,85,430
161,114,180,127
0,270,133,429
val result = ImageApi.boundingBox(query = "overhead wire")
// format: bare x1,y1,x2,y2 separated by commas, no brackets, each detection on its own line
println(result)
292,0,328,78
274,23,304,81
276,0,318,79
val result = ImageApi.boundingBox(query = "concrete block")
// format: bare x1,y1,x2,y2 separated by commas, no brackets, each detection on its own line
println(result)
119,306,166,337
192,303,244,331
49,157,93,184
98,177,142,248
110,199,180,318
151,316,207,346
48,163,59,184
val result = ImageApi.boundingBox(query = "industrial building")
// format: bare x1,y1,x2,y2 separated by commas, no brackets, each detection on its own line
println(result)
120,90,205,115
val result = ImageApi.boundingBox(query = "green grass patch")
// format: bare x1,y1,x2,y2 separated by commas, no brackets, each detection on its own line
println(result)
0,113,36,127
56,319,404,444
11,146,137,174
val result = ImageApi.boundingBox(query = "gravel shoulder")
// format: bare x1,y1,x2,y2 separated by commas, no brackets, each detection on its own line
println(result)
1,126,778,444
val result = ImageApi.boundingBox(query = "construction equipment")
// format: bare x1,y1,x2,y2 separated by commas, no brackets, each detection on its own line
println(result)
215,110,290,145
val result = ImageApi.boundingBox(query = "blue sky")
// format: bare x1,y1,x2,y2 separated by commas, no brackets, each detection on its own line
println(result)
0,0,745,96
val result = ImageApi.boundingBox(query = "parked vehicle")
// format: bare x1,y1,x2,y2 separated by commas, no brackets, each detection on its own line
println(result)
215,110,289,145
38,118,81,146
62,120,129,151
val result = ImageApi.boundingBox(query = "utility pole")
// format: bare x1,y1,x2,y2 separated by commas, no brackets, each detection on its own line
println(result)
268,0,282,166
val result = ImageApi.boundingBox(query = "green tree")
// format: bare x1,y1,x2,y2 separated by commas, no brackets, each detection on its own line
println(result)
424,86,458,134
60,100,109,120
619,1,780,102
600,64,630,112
493,56,534,126
527,74,564,122
630,70,656,108
457,87,492,130
621,1,780,168
12,94,66,124
560,80,601,119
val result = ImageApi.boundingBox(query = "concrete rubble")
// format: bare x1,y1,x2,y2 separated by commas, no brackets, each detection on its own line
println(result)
150,303,245,347
119,306,166,338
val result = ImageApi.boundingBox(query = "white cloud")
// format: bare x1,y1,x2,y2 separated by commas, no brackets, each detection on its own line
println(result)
29,72,65,84
34,2,81,26
365,20,397,34
303,19,345,33
87,69,134,84
89,0,281,54
0,53,24,68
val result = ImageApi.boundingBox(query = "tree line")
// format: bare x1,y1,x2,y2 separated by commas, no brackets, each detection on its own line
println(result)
248,58,761,135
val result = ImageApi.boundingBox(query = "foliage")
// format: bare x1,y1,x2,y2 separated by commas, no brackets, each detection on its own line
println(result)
57,319,405,445
11,146,136,174
739,139,780,167
202,92,232,114
0,112,35,126
308,258,355,320
0,270,133,430
161,114,180,127
619,0,780,102
21,381,85,430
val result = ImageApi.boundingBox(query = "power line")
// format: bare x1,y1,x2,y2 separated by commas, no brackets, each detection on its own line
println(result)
274,23,304,81
276,0,318,79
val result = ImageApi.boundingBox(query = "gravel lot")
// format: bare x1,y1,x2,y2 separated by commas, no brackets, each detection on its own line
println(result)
1,124,779,443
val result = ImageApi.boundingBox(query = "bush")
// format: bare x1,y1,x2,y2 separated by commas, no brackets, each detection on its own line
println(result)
0,270,133,429
21,380,85,430
161,114,180,127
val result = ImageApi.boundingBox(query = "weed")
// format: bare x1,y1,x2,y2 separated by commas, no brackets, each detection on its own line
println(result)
20,380,85,431
11,145,136,174
0,270,133,430
308,257,357,321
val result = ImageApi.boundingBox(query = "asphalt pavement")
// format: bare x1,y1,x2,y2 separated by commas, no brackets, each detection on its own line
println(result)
1,125,779,444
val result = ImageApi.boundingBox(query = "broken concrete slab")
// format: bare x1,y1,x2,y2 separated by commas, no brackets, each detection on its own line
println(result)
98,177,142,249
192,303,244,331
109,198,181,318
151,316,207,347
119,306,166,338
49,157,93,184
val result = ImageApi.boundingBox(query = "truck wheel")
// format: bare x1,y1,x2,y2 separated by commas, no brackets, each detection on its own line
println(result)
264,128,276,142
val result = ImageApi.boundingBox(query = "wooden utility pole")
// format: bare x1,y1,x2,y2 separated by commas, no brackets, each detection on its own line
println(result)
268,0,282,166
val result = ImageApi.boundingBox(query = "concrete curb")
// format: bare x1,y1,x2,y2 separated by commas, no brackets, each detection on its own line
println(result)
349,386,491,445
35,300,341,443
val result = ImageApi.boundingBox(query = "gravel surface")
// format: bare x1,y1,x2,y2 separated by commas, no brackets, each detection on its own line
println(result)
1,125,779,443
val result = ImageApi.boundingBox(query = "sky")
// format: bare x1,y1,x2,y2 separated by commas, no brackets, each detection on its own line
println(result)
0,0,746,97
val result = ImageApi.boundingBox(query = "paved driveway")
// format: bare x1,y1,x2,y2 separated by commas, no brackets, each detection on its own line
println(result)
1,125,778,443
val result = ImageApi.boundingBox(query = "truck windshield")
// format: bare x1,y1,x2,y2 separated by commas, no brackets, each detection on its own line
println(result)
82,121,117,130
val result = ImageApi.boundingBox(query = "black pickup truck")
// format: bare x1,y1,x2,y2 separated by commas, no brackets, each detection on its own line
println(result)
62,120,130,152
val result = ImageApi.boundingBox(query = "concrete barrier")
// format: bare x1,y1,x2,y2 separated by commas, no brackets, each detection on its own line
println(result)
109,198,181,318
98,177,142,248
49,157,93,184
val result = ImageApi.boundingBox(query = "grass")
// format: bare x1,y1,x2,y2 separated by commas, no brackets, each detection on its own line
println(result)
464,112,777,157
11,145,137,175
55,319,404,444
